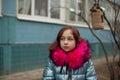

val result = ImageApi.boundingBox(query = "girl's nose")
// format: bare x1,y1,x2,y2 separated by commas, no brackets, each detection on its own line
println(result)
64,39,68,44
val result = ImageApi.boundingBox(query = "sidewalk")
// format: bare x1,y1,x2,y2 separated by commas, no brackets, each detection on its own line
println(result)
0,56,119,80
0,69,43,80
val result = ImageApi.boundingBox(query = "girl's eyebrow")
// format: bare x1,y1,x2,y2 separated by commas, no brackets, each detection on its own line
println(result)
61,36,73,37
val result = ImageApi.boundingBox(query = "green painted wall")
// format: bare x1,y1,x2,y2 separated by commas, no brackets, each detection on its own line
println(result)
0,46,4,75
90,43,114,59
0,42,115,75
0,16,16,43
0,16,16,75
11,44,49,73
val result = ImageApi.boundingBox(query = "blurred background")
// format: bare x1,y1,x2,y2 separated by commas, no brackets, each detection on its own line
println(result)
0,0,120,80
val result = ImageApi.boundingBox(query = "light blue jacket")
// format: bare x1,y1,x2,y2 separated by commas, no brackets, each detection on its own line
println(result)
42,58,97,80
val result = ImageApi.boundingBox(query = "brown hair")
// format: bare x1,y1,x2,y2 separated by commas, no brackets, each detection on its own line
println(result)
48,26,81,52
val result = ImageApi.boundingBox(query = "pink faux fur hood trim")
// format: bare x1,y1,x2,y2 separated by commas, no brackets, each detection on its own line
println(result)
51,39,91,69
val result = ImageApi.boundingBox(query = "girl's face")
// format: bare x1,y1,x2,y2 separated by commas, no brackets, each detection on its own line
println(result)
60,29,76,52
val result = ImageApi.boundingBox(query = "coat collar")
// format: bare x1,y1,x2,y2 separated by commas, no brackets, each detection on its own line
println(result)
51,39,91,69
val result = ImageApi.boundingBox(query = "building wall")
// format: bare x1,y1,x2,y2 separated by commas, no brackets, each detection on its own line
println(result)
0,0,115,75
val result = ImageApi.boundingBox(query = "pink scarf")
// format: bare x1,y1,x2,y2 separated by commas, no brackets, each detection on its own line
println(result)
51,39,91,69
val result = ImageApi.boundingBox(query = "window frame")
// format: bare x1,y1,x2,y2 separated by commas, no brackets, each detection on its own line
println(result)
16,0,89,27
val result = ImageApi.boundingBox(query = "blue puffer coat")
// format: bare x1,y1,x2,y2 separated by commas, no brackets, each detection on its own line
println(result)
42,58,97,80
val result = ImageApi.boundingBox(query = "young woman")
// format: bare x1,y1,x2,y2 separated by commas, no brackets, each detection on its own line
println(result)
42,26,97,80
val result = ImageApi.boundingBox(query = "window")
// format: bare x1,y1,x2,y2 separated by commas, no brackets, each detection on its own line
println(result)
35,0,60,19
35,0,48,16
98,1,116,28
0,0,2,16
99,1,114,21
66,0,86,22
17,0,87,25
17,0,60,18
50,0,60,19
18,0,31,15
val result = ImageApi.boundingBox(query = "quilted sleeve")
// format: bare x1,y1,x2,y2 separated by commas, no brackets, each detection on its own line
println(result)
85,59,97,80
42,59,55,80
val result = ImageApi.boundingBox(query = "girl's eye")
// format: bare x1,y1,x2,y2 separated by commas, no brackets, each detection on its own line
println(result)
60,37,74,41
68,37,74,41
60,37,65,41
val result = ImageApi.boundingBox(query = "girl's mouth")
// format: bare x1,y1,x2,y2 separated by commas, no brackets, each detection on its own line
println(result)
63,46,69,49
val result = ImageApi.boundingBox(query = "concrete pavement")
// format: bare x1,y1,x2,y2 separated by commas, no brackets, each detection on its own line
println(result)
0,69,43,80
